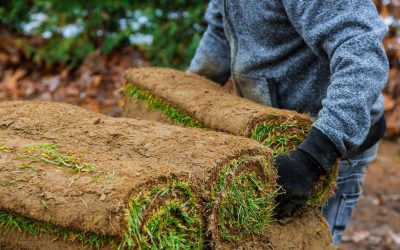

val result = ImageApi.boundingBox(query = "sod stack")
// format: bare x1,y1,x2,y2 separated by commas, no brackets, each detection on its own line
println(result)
123,67,339,206
0,100,280,249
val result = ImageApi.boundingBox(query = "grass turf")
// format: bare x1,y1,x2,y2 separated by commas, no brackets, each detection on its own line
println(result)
124,83,310,157
125,181,203,250
212,158,278,242
251,123,337,207
250,122,309,156
123,84,336,208
0,181,203,249
0,212,117,249
1,142,203,248
125,83,206,129
306,167,338,206
2,140,277,246
0,159,277,247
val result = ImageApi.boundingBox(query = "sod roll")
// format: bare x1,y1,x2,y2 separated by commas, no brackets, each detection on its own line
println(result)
0,101,277,249
217,209,335,250
123,67,339,206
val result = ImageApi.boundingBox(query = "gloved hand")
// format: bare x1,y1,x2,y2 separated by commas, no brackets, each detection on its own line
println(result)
274,127,341,218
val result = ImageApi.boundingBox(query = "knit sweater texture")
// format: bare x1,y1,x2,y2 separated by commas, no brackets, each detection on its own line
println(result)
189,0,389,155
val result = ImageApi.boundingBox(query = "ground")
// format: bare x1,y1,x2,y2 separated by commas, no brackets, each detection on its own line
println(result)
341,139,400,250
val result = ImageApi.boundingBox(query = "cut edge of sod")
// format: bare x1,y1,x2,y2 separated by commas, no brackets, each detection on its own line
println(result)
123,83,337,207
124,83,206,129
251,122,338,207
211,157,278,242
307,164,339,206
0,181,203,249
250,122,309,157
124,181,204,250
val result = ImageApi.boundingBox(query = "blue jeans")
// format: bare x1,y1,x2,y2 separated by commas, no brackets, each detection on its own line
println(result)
322,143,379,245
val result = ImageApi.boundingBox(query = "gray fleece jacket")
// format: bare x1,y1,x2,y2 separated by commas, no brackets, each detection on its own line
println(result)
189,0,389,156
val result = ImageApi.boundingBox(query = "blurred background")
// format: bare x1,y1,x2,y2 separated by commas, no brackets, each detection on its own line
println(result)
0,1,399,249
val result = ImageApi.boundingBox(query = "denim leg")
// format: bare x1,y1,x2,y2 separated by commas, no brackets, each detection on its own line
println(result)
322,143,379,245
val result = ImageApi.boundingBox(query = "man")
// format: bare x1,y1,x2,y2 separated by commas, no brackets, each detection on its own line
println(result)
188,0,388,245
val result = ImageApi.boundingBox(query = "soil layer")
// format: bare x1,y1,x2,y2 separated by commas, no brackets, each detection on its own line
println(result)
0,100,275,248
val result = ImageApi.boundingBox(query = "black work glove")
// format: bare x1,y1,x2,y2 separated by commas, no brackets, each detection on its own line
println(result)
275,127,341,218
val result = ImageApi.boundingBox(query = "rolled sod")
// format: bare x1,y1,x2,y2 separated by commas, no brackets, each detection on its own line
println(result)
215,209,334,250
123,67,339,207
0,101,277,249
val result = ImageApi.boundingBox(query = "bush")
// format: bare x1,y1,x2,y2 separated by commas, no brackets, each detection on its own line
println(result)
0,1,208,69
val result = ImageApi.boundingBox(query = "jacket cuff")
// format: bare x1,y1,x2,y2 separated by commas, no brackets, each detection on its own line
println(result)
345,116,386,158
299,127,341,173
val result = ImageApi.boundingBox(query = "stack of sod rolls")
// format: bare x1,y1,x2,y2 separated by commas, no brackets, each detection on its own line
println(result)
0,101,278,249
123,67,339,207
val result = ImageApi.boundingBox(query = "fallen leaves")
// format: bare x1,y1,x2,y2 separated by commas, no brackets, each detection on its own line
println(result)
343,227,400,247
1,69,26,100
0,28,150,117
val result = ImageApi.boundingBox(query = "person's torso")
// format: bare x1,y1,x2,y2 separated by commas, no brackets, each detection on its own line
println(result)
217,0,383,120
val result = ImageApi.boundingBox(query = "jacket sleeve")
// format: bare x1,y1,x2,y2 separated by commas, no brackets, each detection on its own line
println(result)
282,0,389,155
188,0,231,85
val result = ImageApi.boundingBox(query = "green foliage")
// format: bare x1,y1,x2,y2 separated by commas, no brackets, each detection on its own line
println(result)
0,1,207,69
125,84,206,129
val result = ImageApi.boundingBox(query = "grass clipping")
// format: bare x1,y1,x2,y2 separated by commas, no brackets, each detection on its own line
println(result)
123,67,338,207
0,100,277,248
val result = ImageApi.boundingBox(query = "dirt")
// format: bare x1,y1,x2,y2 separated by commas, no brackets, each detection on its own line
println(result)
124,67,312,137
340,139,400,250
0,100,277,247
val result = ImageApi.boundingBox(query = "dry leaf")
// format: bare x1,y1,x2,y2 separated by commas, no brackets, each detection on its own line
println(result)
1,69,26,100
